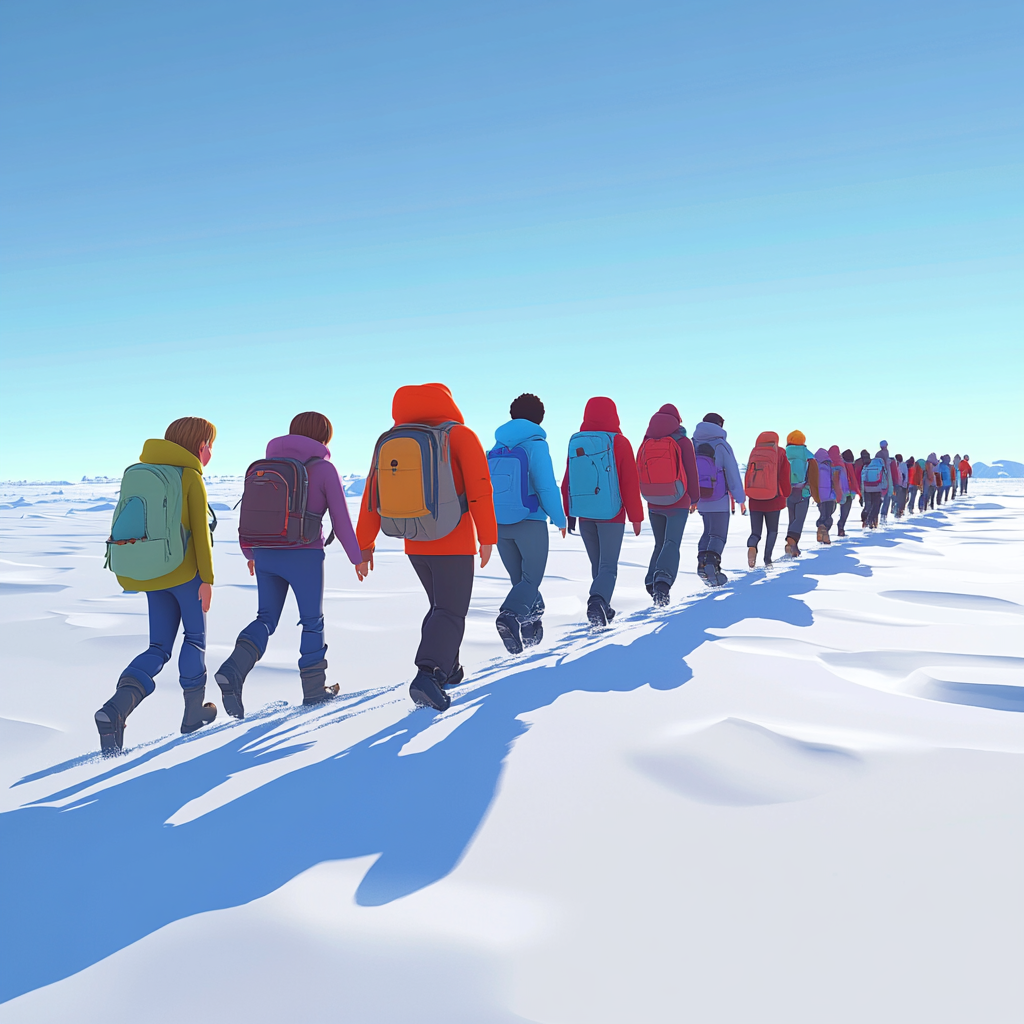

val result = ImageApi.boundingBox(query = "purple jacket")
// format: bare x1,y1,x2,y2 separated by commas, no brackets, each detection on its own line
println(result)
644,404,700,511
240,434,361,564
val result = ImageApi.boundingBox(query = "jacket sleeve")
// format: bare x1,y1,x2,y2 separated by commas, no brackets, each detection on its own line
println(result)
454,425,498,546
355,467,382,554
323,463,362,565
679,437,700,506
807,459,820,503
531,440,567,529
723,444,745,504
186,472,215,585
561,460,571,519
614,434,644,523
779,452,792,499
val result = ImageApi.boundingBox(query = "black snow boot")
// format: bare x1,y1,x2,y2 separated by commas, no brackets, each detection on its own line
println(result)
444,662,465,688
697,551,713,585
215,636,260,720
181,684,218,735
95,676,148,756
587,595,611,629
300,660,340,706
652,579,671,607
706,551,727,588
495,609,524,654
520,615,544,647
409,666,451,711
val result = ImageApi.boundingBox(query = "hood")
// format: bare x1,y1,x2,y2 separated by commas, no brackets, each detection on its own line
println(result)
828,445,843,463
787,430,805,446
392,383,464,427
814,447,831,461
917,459,927,468
140,438,202,474
841,450,854,463
646,404,682,440
495,418,547,448
860,450,871,461
927,452,937,464
941,454,951,464
692,420,726,444
580,397,620,433
757,430,780,446
267,434,331,462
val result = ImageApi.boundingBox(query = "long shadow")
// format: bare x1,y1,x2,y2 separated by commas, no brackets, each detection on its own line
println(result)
0,526,918,1003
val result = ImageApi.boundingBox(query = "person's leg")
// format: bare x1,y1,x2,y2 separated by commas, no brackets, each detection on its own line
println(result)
645,512,667,591
653,510,688,586
762,511,781,562
500,520,548,619
837,497,852,535
409,554,475,677
591,521,625,605
496,523,525,608
785,494,808,554
170,574,218,732
238,552,291,657
579,518,602,585
880,491,892,520
278,548,338,703
704,511,730,556
746,510,765,566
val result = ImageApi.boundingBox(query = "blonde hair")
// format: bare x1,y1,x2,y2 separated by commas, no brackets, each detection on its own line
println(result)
165,417,217,458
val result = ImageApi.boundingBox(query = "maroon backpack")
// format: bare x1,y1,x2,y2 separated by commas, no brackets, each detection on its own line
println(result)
238,457,329,548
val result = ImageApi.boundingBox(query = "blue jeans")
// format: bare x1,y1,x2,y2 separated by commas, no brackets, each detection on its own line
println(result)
907,486,918,511
880,491,892,518
123,573,206,694
747,510,780,560
697,510,730,556
579,519,624,603
786,494,809,540
497,520,549,620
646,509,689,587
240,548,326,669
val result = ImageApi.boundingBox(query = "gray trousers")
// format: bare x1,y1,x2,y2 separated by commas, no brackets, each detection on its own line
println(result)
497,519,549,620
786,493,810,540
646,509,689,587
579,519,625,604
816,500,837,529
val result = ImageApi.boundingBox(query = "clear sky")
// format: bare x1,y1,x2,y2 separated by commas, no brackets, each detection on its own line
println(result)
2,0,1021,480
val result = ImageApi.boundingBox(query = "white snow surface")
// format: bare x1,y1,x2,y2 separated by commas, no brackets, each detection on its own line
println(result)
1,480,1022,1023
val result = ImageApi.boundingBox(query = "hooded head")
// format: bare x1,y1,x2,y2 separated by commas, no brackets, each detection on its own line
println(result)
787,430,805,446
906,455,914,465
860,449,871,461
814,447,830,461
928,452,937,464
964,454,969,461
758,430,780,446
703,412,725,427
895,454,903,463
941,454,951,464
879,440,889,449
392,383,464,426
841,449,854,463
828,445,843,464
580,397,620,433
646,403,684,440
917,458,927,469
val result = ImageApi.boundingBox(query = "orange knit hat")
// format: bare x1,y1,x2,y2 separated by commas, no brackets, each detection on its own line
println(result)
787,430,805,445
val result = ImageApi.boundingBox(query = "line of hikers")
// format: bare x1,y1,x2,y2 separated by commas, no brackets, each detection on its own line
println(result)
93,390,974,752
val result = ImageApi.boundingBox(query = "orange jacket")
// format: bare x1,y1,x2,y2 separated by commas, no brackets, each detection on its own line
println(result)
959,459,972,478
356,383,498,556
908,463,923,487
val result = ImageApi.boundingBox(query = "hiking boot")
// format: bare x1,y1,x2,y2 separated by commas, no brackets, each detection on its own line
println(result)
706,551,727,587
652,580,670,607
215,636,260,720
409,667,451,711
520,617,544,648
697,551,712,585
587,595,610,629
95,676,148,755
180,684,218,735
495,609,524,655
784,536,800,557
300,660,340,706
747,546,757,568
837,526,846,537
443,663,464,688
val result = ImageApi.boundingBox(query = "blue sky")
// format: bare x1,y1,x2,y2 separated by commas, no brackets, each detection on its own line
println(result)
2,0,1021,479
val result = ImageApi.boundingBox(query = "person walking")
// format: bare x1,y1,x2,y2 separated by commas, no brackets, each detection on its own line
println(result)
95,417,219,754
356,383,497,712
809,446,841,543
952,455,962,499
861,449,894,527
906,455,921,514
691,413,745,585
562,397,644,628
960,455,972,494
214,412,363,717
744,431,791,567
489,393,567,653
925,454,940,508
784,430,813,556
838,449,860,536
638,404,699,606
939,455,954,502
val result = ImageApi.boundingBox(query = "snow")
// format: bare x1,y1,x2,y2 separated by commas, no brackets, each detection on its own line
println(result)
0,480,1022,1023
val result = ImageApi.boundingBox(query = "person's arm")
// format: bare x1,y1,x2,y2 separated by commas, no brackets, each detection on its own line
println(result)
452,425,498,553
561,459,577,532
355,468,382,577
679,437,700,507
723,446,746,506
779,452,792,499
186,472,215,585
322,462,363,565
614,434,644,531
807,459,820,503
530,440,567,530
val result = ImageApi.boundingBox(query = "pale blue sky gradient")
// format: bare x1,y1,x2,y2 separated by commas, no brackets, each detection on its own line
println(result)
2,0,1021,478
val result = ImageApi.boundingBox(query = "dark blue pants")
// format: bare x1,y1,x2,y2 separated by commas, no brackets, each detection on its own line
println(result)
838,497,853,531
240,548,326,669
697,510,730,556
816,500,836,530
409,554,474,676
864,491,882,526
123,573,206,694
497,520,549,620
646,509,689,587
746,510,780,561
579,519,624,603
786,494,809,540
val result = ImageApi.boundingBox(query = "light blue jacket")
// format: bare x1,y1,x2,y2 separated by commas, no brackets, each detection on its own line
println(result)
786,444,813,499
493,419,567,529
691,421,745,513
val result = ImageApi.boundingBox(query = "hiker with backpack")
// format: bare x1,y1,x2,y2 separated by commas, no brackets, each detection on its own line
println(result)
783,430,813,557
893,455,909,517
906,455,920,513
638,404,699,606
925,454,940,508
807,446,842,543
691,413,745,586
838,449,860,536
561,396,644,627
489,393,567,653
959,455,972,494
860,450,893,528
213,412,362,718
744,431,791,567
356,383,497,712
95,417,219,754
852,449,872,525
939,455,954,502
917,458,932,510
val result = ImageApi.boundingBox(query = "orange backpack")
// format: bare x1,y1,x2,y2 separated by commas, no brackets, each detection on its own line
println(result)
745,439,779,501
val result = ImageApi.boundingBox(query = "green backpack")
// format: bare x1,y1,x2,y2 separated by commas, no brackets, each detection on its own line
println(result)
105,464,188,581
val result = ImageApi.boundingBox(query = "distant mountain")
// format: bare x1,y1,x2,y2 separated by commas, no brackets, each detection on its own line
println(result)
972,460,1024,478
343,475,366,497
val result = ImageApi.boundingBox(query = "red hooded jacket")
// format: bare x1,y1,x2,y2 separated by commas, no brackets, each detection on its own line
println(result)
747,431,792,512
641,404,700,511
560,397,644,525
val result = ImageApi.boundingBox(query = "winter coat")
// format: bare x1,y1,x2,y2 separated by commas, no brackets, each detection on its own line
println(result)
116,439,214,593
642,403,699,513
785,443,813,499
828,445,852,501
356,383,498,556
493,419,567,529
690,421,745,513
939,456,953,486
241,434,361,564
808,447,844,503
959,458,972,478
747,432,792,512
560,397,644,525
908,462,923,487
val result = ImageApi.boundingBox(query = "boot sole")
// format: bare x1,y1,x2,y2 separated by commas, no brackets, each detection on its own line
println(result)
495,618,524,655
94,710,123,756
215,672,245,720
409,682,450,712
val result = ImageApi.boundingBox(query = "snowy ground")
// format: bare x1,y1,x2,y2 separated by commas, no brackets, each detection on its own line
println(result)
1,480,1022,1023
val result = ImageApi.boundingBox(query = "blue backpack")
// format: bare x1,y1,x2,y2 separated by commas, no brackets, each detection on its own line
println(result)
567,431,621,520
487,444,540,525
788,447,809,488
861,458,886,491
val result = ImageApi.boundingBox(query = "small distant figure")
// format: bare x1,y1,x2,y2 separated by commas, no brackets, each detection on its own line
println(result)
959,455,972,494
783,430,813,556
905,455,920,515
838,449,860,536
808,446,842,543
860,450,893,528
691,413,745,586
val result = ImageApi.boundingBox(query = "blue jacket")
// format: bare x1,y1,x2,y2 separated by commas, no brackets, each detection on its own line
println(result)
785,444,813,499
493,419,567,528
691,421,745,512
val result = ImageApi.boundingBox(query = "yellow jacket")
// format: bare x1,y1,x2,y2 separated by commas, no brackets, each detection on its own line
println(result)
115,439,215,592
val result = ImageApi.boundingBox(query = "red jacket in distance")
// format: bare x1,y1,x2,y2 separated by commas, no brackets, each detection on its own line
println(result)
561,396,644,525
747,431,793,512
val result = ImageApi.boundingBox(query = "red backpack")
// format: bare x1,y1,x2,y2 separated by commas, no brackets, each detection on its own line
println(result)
637,437,687,505
744,439,779,501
